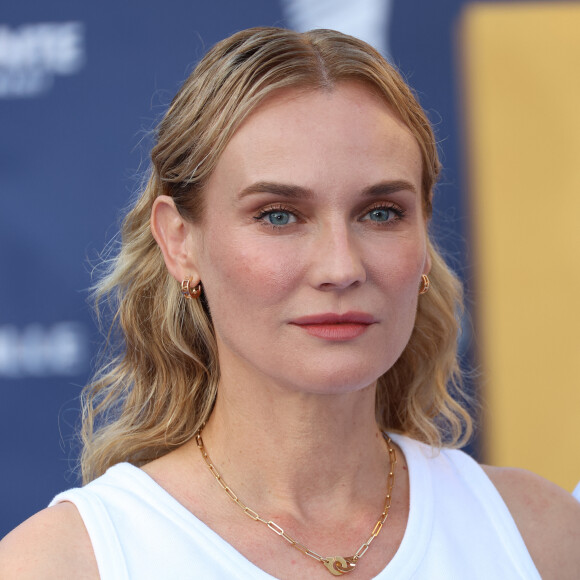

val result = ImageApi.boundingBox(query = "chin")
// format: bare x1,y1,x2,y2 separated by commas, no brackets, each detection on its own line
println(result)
282,363,386,396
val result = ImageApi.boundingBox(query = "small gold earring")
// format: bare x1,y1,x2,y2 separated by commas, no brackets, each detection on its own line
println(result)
419,274,430,295
181,277,202,299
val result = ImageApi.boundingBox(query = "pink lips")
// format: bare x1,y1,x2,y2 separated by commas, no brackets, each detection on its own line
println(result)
290,312,376,341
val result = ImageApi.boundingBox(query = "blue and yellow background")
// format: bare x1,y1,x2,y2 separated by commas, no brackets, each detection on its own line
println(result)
1,1,579,536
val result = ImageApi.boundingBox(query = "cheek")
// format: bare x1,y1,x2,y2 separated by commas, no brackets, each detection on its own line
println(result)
202,231,303,304
367,237,427,291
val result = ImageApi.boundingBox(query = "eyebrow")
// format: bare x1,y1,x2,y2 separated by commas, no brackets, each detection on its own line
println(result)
238,181,313,199
237,179,418,200
361,180,418,197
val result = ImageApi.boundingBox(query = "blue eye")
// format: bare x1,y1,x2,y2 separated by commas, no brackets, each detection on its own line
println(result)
368,208,392,222
267,211,293,225
361,206,398,223
254,206,298,228
360,204,405,224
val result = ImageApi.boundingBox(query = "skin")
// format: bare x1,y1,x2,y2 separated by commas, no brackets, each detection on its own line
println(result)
162,83,430,399
1,83,579,579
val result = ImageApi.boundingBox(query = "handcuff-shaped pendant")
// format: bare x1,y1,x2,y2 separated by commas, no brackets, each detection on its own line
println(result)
322,556,357,575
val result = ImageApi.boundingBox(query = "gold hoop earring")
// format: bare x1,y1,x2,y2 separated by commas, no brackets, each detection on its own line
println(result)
181,277,202,299
419,274,430,295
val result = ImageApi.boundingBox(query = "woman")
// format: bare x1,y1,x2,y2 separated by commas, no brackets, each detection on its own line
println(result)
1,27,578,579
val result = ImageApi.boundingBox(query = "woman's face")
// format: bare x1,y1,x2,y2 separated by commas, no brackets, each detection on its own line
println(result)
189,82,429,394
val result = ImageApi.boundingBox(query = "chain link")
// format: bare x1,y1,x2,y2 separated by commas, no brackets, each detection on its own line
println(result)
195,427,396,573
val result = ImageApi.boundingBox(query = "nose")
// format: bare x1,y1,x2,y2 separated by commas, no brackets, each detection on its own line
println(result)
309,222,367,290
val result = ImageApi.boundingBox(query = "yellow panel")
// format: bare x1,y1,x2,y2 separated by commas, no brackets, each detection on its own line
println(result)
461,2,580,491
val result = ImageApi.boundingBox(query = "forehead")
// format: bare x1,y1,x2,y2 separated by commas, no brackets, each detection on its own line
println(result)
209,82,422,193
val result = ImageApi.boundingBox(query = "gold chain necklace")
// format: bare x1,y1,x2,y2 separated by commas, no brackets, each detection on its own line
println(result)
195,427,396,576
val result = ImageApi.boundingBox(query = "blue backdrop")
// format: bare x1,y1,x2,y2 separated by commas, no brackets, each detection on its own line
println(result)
1,0,473,537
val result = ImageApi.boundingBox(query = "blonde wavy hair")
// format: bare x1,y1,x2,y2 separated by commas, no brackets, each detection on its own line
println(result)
81,27,472,484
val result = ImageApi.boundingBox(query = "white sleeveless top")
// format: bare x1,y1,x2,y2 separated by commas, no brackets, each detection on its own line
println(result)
50,434,541,579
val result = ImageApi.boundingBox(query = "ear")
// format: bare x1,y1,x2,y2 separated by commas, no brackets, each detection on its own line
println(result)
150,195,200,283
420,213,433,276
423,250,432,275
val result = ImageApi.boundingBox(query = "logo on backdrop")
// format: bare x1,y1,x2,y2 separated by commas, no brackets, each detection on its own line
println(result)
281,0,393,59
0,22,85,98
0,322,89,378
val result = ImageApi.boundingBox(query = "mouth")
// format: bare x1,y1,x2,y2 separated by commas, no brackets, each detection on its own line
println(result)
289,312,377,341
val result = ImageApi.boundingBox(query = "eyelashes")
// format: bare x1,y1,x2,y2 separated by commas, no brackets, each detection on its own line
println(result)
253,203,406,230
361,203,406,224
253,204,298,227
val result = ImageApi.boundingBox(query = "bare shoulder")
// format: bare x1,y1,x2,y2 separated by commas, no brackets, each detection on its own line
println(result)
0,502,99,580
483,465,580,579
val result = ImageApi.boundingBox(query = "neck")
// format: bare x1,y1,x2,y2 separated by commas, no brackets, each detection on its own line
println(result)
196,373,390,516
